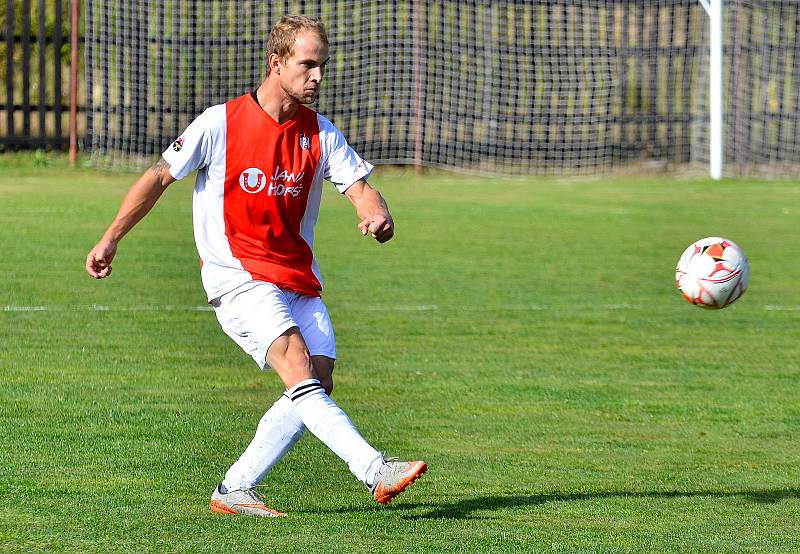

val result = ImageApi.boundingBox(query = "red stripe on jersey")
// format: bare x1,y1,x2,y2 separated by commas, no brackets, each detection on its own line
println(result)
223,94,322,296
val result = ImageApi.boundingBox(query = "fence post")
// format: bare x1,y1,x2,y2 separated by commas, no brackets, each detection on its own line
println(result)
37,0,47,141
412,0,423,174
5,1,15,140
69,0,79,165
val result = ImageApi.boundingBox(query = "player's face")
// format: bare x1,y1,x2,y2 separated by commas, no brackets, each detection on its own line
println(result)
278,32,329,105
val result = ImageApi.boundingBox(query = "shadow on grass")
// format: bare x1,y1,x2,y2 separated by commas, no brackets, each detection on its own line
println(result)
398,488,800,520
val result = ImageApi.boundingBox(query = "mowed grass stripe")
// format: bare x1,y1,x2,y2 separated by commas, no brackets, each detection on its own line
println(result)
1,156,799,552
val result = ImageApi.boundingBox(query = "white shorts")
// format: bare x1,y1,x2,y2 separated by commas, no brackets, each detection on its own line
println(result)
211,280,336,370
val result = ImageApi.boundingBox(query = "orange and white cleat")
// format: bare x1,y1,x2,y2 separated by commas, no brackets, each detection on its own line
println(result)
370,458,428,505
210,484,287,518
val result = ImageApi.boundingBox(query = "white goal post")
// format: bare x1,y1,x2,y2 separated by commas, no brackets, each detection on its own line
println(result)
699,0,723,179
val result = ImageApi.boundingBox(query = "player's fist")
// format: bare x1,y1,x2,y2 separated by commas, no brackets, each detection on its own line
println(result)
85,239,118,279
358,214,394,243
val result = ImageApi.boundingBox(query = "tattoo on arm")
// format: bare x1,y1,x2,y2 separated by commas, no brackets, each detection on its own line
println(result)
150,158,170,177
377,193,389,212
370,188,390,215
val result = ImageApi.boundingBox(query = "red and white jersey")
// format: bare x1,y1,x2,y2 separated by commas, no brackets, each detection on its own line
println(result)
162,92,373,300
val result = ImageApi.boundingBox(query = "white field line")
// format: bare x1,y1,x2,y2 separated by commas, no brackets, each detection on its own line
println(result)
360,304,440,311
3,304,800,313
2,304,215,312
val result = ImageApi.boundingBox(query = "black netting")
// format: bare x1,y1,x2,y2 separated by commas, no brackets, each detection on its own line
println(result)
83,0,798,177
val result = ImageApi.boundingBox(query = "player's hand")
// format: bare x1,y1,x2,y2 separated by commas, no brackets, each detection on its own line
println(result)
358,214,394,243
85,239,118,279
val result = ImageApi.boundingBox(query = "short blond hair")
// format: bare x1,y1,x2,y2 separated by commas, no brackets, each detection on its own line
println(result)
266,15,328,74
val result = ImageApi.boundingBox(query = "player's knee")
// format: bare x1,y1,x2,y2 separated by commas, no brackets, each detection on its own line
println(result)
284,345,311,373
268,335,313,379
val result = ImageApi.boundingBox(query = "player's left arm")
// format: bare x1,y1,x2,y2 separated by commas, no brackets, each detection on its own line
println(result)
343,180,394,243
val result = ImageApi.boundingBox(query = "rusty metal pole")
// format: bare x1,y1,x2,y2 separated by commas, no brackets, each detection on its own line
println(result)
68,0,79,166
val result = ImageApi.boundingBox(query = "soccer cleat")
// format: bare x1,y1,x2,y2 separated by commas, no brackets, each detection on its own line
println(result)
370,458,428,505
209,484,287,517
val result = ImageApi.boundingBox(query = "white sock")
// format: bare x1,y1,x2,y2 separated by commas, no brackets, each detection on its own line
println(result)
285,378,383,486
221,395,305,491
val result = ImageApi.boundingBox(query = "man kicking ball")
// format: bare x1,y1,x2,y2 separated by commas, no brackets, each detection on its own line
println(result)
85,15,426,517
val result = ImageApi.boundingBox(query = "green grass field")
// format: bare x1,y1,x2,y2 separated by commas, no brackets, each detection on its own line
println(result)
1,154,799,552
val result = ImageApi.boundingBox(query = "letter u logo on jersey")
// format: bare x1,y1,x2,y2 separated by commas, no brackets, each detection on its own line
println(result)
239,168,267,194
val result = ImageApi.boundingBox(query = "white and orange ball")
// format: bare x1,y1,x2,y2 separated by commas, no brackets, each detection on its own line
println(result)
675,237,749,309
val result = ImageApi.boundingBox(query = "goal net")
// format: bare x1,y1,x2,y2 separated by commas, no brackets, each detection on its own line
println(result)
725,0,800,176
83,0,799,177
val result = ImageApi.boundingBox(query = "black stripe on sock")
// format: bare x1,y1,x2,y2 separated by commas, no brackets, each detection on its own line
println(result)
288,381,321,398
290,385,323,402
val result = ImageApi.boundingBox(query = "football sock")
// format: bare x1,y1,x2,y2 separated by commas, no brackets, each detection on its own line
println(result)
221,395,305,492
285,378,383,486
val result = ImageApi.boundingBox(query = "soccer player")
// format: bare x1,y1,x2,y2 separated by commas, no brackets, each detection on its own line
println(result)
85,15,426,517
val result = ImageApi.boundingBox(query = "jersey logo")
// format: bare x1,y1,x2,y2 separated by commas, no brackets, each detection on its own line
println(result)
268,165,304,197
239,167,267,194
172,136,184,152
299,133,311,150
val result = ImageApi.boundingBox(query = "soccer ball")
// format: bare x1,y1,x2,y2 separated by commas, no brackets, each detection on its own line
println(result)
675,237,749,309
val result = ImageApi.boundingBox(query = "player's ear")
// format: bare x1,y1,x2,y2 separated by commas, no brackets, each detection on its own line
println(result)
268,53,281,75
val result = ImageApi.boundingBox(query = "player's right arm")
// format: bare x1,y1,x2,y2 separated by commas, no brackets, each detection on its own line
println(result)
86,105,218,279
85,158,176,279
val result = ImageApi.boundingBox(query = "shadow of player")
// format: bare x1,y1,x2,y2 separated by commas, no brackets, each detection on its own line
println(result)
398,488,800,520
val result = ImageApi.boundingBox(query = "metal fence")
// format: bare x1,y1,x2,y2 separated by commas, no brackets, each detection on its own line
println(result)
0,0,73,150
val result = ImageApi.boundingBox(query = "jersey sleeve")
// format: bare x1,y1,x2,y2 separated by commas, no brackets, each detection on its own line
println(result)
161,106,220,180
318,115,374,193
